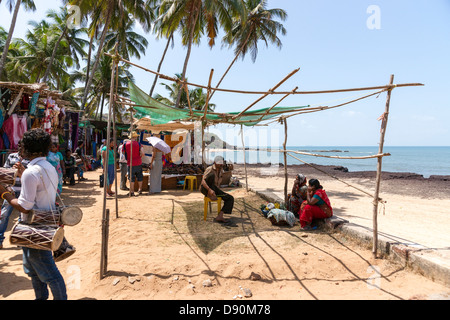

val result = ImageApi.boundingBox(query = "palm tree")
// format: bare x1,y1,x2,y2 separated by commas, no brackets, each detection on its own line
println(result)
41,7,89,84
9,20,74,84
213,0,287,99
158,0,246,108
154,73,215,112
72,55,133,122
0,0,36,80
149,0,175,97
67,0,154,113
104,18,149,61
148,32,174,97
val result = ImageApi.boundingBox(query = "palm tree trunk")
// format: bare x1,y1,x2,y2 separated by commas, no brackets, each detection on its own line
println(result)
41,25,68,83
175,8,200,109
0,0,22,80
99,93,105,121
149,32,173,97
82,3,113,112
209,29,253,102
85,34,95,88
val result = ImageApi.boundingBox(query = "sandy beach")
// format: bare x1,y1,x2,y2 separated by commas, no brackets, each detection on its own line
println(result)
0,165,449,300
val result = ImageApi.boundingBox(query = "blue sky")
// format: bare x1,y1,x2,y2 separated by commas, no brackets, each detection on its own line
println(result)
1,0,449,147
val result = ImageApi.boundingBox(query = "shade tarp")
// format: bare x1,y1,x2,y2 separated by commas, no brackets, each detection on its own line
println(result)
134,117,195,133
128,81,309,126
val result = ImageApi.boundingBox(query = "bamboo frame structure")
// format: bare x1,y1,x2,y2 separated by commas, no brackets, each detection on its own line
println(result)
100,49,117,280
98,49,423,274
372,75,395,258
103,53,423,96
240,125,249,192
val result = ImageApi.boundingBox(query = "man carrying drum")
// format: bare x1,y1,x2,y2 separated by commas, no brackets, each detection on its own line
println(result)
0,129,67,300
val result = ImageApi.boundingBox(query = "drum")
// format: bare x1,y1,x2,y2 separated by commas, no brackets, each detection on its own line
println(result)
60,206,83,226
75,158,82,165
24,206,83,227
53,237,76,262
0,168,18,186
9,223,64,251
25,209,61,226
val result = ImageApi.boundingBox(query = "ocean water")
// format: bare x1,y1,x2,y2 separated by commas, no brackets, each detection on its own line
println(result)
207,146,450,178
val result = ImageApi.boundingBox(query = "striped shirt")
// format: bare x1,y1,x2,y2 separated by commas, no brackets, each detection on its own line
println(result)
3,153,29,193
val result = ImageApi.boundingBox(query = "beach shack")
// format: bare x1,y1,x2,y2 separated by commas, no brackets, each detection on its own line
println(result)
0,81,77,165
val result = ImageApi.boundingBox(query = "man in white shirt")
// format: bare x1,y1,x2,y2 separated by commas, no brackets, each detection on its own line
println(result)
118,139,130,191
0,129,67,300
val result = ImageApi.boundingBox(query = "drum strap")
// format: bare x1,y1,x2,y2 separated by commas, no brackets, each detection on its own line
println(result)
34,161,66,209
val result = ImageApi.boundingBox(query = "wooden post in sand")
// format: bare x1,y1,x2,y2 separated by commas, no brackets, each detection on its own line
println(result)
240,125,249,192
100,51,117,279
129,109,134,197
100,209,110,279
372,74,394,258
282,118,288,204
201,120,206,168
112,60,119,219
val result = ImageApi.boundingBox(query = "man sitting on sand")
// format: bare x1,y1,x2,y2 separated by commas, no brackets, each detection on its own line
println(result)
200,156,234,223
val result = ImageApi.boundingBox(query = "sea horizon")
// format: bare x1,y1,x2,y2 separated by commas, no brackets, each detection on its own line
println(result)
206,146,450,178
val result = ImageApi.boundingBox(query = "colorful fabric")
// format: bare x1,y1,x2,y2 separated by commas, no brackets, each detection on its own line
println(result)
29,92,39,115
267,209,296,227
299,189,333,228
128,81,310,126
124,141,142,166
314,189,332,209
101,146,115,165
299,204,330,228
3,114,28,150
46,151,63,195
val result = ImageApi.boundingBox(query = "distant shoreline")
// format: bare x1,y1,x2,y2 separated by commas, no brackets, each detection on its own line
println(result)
206,147,450,178
232,163,450,182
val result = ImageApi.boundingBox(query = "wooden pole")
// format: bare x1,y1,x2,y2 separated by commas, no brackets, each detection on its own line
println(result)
103,53,423,96
240,125,249,192
283,118,288,203
203,69,214,120
100,209,110,279
255,87,298,123
201,120,206,168
372,74,394,258
129,109,134,197
113,60,119,219
232,68,300,120
100,51,117,279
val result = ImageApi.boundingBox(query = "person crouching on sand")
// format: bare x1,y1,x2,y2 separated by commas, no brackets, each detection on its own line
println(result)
200,156,234,223
287,174,308,217
299,179,333,230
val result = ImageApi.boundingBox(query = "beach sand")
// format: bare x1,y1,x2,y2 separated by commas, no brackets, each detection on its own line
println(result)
0,166,449,300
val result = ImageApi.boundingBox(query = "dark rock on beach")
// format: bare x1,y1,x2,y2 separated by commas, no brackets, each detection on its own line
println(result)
232,163,450,200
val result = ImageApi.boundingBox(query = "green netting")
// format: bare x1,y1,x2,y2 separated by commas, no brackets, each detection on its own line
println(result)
128,81,310,126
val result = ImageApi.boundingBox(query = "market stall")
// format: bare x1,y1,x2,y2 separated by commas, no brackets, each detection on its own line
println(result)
131,117,234,191
0,81,75,165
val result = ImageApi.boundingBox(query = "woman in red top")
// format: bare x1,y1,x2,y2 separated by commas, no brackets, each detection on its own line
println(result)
299,179,333,230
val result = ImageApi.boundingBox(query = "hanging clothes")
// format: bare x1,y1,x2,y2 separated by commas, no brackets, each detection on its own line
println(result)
3,114,28,150
20,94,30,111
43,108,52,134
29,92,39,116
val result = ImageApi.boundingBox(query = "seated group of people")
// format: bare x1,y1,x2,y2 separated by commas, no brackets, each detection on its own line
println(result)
198,157,333,230
287,174,333,230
